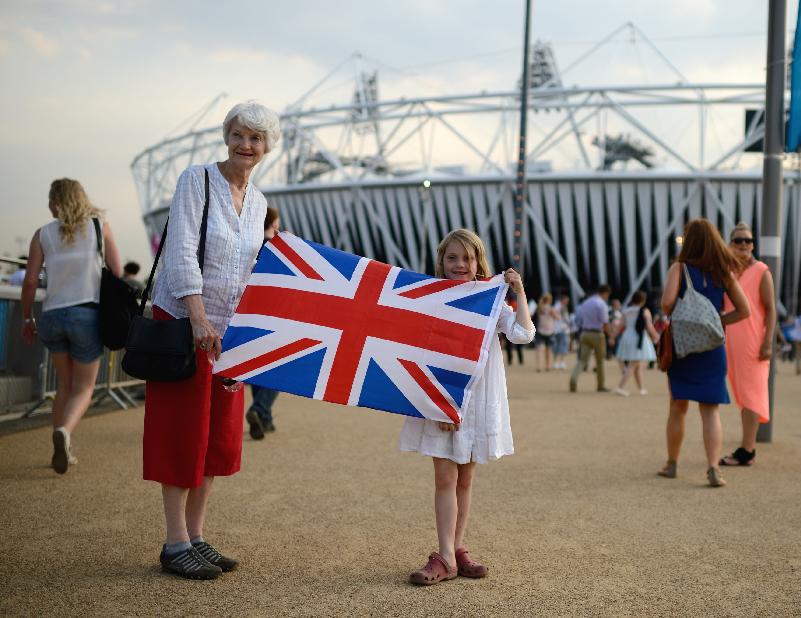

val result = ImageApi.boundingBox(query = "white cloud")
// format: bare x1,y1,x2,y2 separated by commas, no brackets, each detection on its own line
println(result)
19,26,58,57
207,47,270,65
0,38,9,58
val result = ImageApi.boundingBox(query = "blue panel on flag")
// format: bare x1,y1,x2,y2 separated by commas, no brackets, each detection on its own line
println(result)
427,365,471,408
254,247,295,276
445,287,500,316
309,240,360,280
251,348,326,398
358,359,424,418
221,326,273,350
393,269,435,289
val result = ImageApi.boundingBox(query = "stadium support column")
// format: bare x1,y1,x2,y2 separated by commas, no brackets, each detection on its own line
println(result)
758,0,787,443
512,0,532,275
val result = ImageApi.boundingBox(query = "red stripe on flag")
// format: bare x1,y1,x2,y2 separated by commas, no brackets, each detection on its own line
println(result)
398,358,461,424
323,260,391,404
398,279,465,299
271,235,324,280
236,286,485,360
218,338,321,379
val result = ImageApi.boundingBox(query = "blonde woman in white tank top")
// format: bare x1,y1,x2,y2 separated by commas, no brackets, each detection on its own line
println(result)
20,178,122,475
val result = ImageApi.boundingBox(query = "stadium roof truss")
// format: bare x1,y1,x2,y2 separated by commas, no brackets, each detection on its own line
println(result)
131,44,800,311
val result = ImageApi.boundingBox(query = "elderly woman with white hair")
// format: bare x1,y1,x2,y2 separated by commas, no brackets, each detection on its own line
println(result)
143,101,280,580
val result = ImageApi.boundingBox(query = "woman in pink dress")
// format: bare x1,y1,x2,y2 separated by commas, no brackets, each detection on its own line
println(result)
721,222,777,466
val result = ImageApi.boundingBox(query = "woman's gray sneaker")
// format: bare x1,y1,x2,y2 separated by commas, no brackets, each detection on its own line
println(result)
159,546,222,580
191,541,239,572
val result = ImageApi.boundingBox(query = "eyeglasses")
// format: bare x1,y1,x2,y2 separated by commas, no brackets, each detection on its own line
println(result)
732,238,754,245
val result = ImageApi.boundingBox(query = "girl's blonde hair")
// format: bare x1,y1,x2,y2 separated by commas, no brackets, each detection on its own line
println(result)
49,178,102,245
435,229,492,279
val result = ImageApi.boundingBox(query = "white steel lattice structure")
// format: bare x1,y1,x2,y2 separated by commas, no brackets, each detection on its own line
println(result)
131,39,801,312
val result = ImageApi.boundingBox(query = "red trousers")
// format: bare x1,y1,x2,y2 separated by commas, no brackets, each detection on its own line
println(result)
142,307,244,488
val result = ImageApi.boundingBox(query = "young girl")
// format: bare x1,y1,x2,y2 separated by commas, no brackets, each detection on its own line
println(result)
398,229,535,585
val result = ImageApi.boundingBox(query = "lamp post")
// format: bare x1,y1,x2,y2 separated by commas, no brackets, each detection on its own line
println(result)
511,0,533,275
757,0,787,443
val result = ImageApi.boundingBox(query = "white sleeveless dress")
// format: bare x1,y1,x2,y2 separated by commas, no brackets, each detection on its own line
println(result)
615,306,656,362
397,304,535,464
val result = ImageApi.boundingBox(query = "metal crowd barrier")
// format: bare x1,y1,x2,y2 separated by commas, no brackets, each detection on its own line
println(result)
24,348,144,417
1,282,145,417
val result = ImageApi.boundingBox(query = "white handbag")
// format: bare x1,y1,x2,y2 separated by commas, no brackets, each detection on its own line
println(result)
671,264,725,358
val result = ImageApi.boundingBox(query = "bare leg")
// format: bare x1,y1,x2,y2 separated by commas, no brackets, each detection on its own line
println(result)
632,362,644,391
740,408,761,452
432,458,458,568
544,346,553,371
666,398,689,462
162,484,190,544
50,352,73,429
699,403,723,468
60,358,101,434
454,462,476,550
618,363,631,390
186,476,215,539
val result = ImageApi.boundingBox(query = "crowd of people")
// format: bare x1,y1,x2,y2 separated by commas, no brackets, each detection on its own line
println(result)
13,97,800,585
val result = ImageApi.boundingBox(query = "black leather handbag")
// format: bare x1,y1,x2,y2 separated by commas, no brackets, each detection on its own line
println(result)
121,170,210,381
93,219,139,351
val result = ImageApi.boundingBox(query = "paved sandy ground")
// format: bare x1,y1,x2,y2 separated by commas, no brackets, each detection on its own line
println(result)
1,356,800,617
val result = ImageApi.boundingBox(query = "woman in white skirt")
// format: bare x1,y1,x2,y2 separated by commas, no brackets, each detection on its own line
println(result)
614,290,659,396
399,229,535,585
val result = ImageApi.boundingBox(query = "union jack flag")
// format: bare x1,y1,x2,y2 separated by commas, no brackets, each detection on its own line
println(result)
214,232,508,424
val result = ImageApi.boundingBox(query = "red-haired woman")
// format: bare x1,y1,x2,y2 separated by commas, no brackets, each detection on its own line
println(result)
658,219,750,487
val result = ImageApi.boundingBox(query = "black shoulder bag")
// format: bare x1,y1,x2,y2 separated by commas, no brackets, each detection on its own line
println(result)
121,169,210,381
93,218,140,351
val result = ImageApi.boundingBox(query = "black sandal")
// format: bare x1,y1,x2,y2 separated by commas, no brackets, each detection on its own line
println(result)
719,447,755,466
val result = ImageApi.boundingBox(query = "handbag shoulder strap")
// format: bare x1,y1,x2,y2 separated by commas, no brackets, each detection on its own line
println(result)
92,217,103,257
682,263,694,292
198,168,210,272
138,168,211,314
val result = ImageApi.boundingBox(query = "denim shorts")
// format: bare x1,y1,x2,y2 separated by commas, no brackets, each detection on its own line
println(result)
38,305,103,363
553,331,569,355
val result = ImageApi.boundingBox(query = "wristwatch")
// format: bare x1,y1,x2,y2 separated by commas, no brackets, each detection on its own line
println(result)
24,318,36,324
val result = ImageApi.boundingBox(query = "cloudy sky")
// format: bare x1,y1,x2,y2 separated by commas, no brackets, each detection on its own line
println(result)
0,0,798,268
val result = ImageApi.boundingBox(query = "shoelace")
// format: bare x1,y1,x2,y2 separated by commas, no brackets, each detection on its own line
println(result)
194,542,223,563
170,548,208,573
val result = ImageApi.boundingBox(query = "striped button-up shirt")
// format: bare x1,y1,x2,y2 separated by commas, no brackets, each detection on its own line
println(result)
152,164,267,335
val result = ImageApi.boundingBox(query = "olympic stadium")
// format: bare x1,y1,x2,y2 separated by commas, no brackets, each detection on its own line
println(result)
131,25,801,313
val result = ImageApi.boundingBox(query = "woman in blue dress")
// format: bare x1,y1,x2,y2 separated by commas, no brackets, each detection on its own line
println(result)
658,219,750,487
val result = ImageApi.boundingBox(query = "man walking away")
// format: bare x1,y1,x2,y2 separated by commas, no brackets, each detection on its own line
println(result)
570,284,613,393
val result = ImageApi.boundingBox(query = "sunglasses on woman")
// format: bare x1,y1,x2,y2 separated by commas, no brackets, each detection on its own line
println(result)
732,237,754,245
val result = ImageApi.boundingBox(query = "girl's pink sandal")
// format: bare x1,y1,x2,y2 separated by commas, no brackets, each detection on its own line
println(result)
409,552,458,585
455,548,488,578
